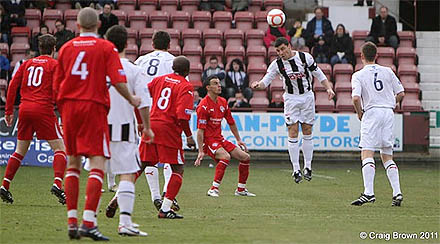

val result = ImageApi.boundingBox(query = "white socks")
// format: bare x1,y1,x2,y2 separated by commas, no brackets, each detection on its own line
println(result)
163,164,172,194
145,166,161,201
362,158,375,196
161,198,173,212
302,134,313,170
383,160,401,196
288,137,300,172
118,180,135,227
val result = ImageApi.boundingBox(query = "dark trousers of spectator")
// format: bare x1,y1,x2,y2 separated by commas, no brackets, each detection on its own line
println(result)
200,2,225,11
10,17,26,27
232,0,248,11
330,55,348,66
315,54,329,64
225,87,253,100
365,35,399,49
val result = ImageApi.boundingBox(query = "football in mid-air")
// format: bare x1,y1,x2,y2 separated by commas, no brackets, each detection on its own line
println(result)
267,9,286,27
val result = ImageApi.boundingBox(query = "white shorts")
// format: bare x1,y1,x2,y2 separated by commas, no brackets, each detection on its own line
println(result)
359,107,395,154
283,91,316,125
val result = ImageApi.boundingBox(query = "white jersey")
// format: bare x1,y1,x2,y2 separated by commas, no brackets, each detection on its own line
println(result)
261,51,327,95
108,58,151,142
134,50,174,83
351,64,404,111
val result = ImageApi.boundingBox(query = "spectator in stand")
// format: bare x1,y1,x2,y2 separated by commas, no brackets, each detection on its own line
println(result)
312,35,330,64
0,5,10,43
303,7,333,49
193,90,201,109
288,20,306,50
202,56,226,88
54,19,75,51
354,0,373,6
231,0,250,12
264,25,291,49
98,3,118,37
329,24,355,66
31,25,49,56
365,6,399,49
225,58,252,100
228,92,250,109
97,0,115,10
0,79,6,106
269,93,284,110
2,0,26,27
200,0,225,11
0,52,9,79
73,0,97,9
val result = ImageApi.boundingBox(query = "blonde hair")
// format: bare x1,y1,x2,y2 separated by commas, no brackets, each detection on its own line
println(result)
77,7,98,30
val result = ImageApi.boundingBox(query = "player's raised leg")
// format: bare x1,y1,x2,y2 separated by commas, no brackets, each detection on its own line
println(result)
381,150,403,206
287,123,302,183
230,147,255,197
351,150,376,206
47,139,67,204
301,123,313,181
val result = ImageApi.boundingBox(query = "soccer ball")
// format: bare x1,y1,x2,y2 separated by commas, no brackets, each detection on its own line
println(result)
267,9,286,28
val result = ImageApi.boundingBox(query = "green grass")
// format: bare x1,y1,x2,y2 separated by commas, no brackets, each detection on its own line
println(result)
1,161,439,244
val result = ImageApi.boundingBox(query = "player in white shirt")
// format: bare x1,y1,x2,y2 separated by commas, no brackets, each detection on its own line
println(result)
252,37,335,183
134,31,182,212
351,42,405,207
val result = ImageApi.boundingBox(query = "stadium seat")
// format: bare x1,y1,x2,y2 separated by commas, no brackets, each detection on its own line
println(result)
165,28,181,47
181,0,199,14
401,92,422,111
401,79,420,93
25,9,41,30
182,45,203,63
335,80,351,92
398,64,418,84
270,89,283,102
139,28,155,46
255,11,269,31
268,46,277,62
189,62,203,86
125,44,138,62
213,11,232,32
171,11,190,31
234,12,254,31
192,11,211,30
160,0,178,13
182,29,202,46
55,0,71,11
247,63,267,82
249,0,263,12
203,29,223,47
42,9,63,31
10,43,30,64
398,31,415,48
225,29,244,47
354,63,363,72
64,9,80,33
225,45,245,65
333,64,353,83
169,45,182,56
204,45,224,61
246,29,265,47
269,75,283,92
126,28,138,44
11,27,30,44
352,30,369,49
253,90,267,98
139,43,154,55
118,0,137,12
264,0,284,11
313,63,332,91
112,10,127,26
0,43,9,56
128,10,148,31
354,45,362,64
138,0,157,12
315,91,335,112
396,47,416,65
250,97,269,111
247,45,267,65
376,47,395,65
150,11,169,29
335,92,355,112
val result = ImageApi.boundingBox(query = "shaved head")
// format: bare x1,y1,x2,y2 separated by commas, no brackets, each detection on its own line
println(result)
172,56,190,77
77,7,98,30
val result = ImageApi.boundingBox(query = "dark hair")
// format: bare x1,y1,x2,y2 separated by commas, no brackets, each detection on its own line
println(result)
104,3,113,9
209,56,218,62
203,75,219,88
55,19,65,25
380,6,388,11
314,6,323,13
105,25,127,53
153,31,170,51
228,58,244,72
335,24,346,35
274,37,289,47
362,42,377,62
40,24,49,32
38,34,56,55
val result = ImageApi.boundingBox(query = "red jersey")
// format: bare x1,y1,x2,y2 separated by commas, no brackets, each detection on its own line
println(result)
5,56,58,116
196,95,235,140
145,73,194,149
53,33,126,109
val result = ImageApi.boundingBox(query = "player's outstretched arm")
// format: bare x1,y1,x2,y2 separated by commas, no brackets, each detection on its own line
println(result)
230,124,248,152
251,81,267,90
194,129,205,166
396,91,405,104
114,82,141,107
321,79,335,100
352,96,363,121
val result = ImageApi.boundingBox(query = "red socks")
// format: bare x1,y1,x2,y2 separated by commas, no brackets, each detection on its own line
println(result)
211,159,229,189
2,152,24,190
65,168,80,225
164,172,183,201
238,160,250,191
52,151,67,189
83,168,104,228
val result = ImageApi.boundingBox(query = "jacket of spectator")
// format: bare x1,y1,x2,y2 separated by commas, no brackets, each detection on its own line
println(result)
31,25,49,55
0,8,10,42
55,27,75,51
312,35,330,63
368,13,400,44
2,0,26,26
329,24,355,65
0,54,10,79
264,26,291,48
303,13,334,47
98,5,118,37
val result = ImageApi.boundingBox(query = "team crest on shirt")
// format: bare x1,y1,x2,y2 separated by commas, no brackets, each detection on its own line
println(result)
212,143,218,147
220,106,225,113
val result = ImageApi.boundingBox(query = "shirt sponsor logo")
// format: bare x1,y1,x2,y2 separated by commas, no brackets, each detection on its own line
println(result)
220,106,225,113
199,119,207,124
73,40,96,46
165,76,181,84
288,72,306,80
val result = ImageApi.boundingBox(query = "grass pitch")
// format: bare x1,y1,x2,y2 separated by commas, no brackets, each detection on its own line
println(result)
0,160,439,243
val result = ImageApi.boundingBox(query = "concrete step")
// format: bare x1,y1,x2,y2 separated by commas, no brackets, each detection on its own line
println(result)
430,136,440,146
418,65,440,74
418,56,440,65
422,91,440,100
423,100,440,110
420,73,440,82
416,31,440,39
416,47,440,56
416,38,440,48
430,128,440,136
420,83,440,91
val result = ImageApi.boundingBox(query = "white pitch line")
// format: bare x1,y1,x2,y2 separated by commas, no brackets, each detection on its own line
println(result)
281,170,336,180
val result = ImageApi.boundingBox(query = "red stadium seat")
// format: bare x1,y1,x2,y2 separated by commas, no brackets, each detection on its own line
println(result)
253,90,267,98
10,43,30,64
165,28,181,47
112,10,127,26
401,92,422,111
128,10,148,31
118,0,137,12
182,29,201,46
204,45,224,61
376,47,395,65
247,63,267,82
203,29,222,47
64,9,80,33
181,0,199,14
268,46,277,62
182,45,202,63
0,43,9,56
335,80,351,92
11,27,30,44
246,29,265,47
55,0,71,11
313,63,332,91
352,30,368,49
249,0,263,12
225,29,244,47
250,97,269,111
398,31,415,48
139,28,155,46
125,44,138,62
169,45,182,56
150,11,169,29
396,47,416,65
139,0,157,12
335,92,355,112
247,45,267,65
255,11,269,31
139,43,154,55
398,64,418,84
269,75,283,92
42,9,63,31
171,11,190,31
160,0,178,13
333,64,353,83
25,9,41,30
213,11,232,32
315,91,335,112
126,28,138,44
264,0,284,11
189,62,203,86
225,45,245,65
234,12,254,31
271,90,283,102
192,11,211,30
354,45,362,64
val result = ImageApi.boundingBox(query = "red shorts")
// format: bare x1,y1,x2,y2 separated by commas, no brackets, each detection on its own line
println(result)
139,141,184,165
17,109,62,141
60,101,110,158
203,138,236,159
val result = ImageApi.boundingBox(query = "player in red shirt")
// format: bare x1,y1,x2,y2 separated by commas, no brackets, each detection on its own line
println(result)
53,8,140,241
194,75,256,197
1,34,67,205
139,56,195,219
